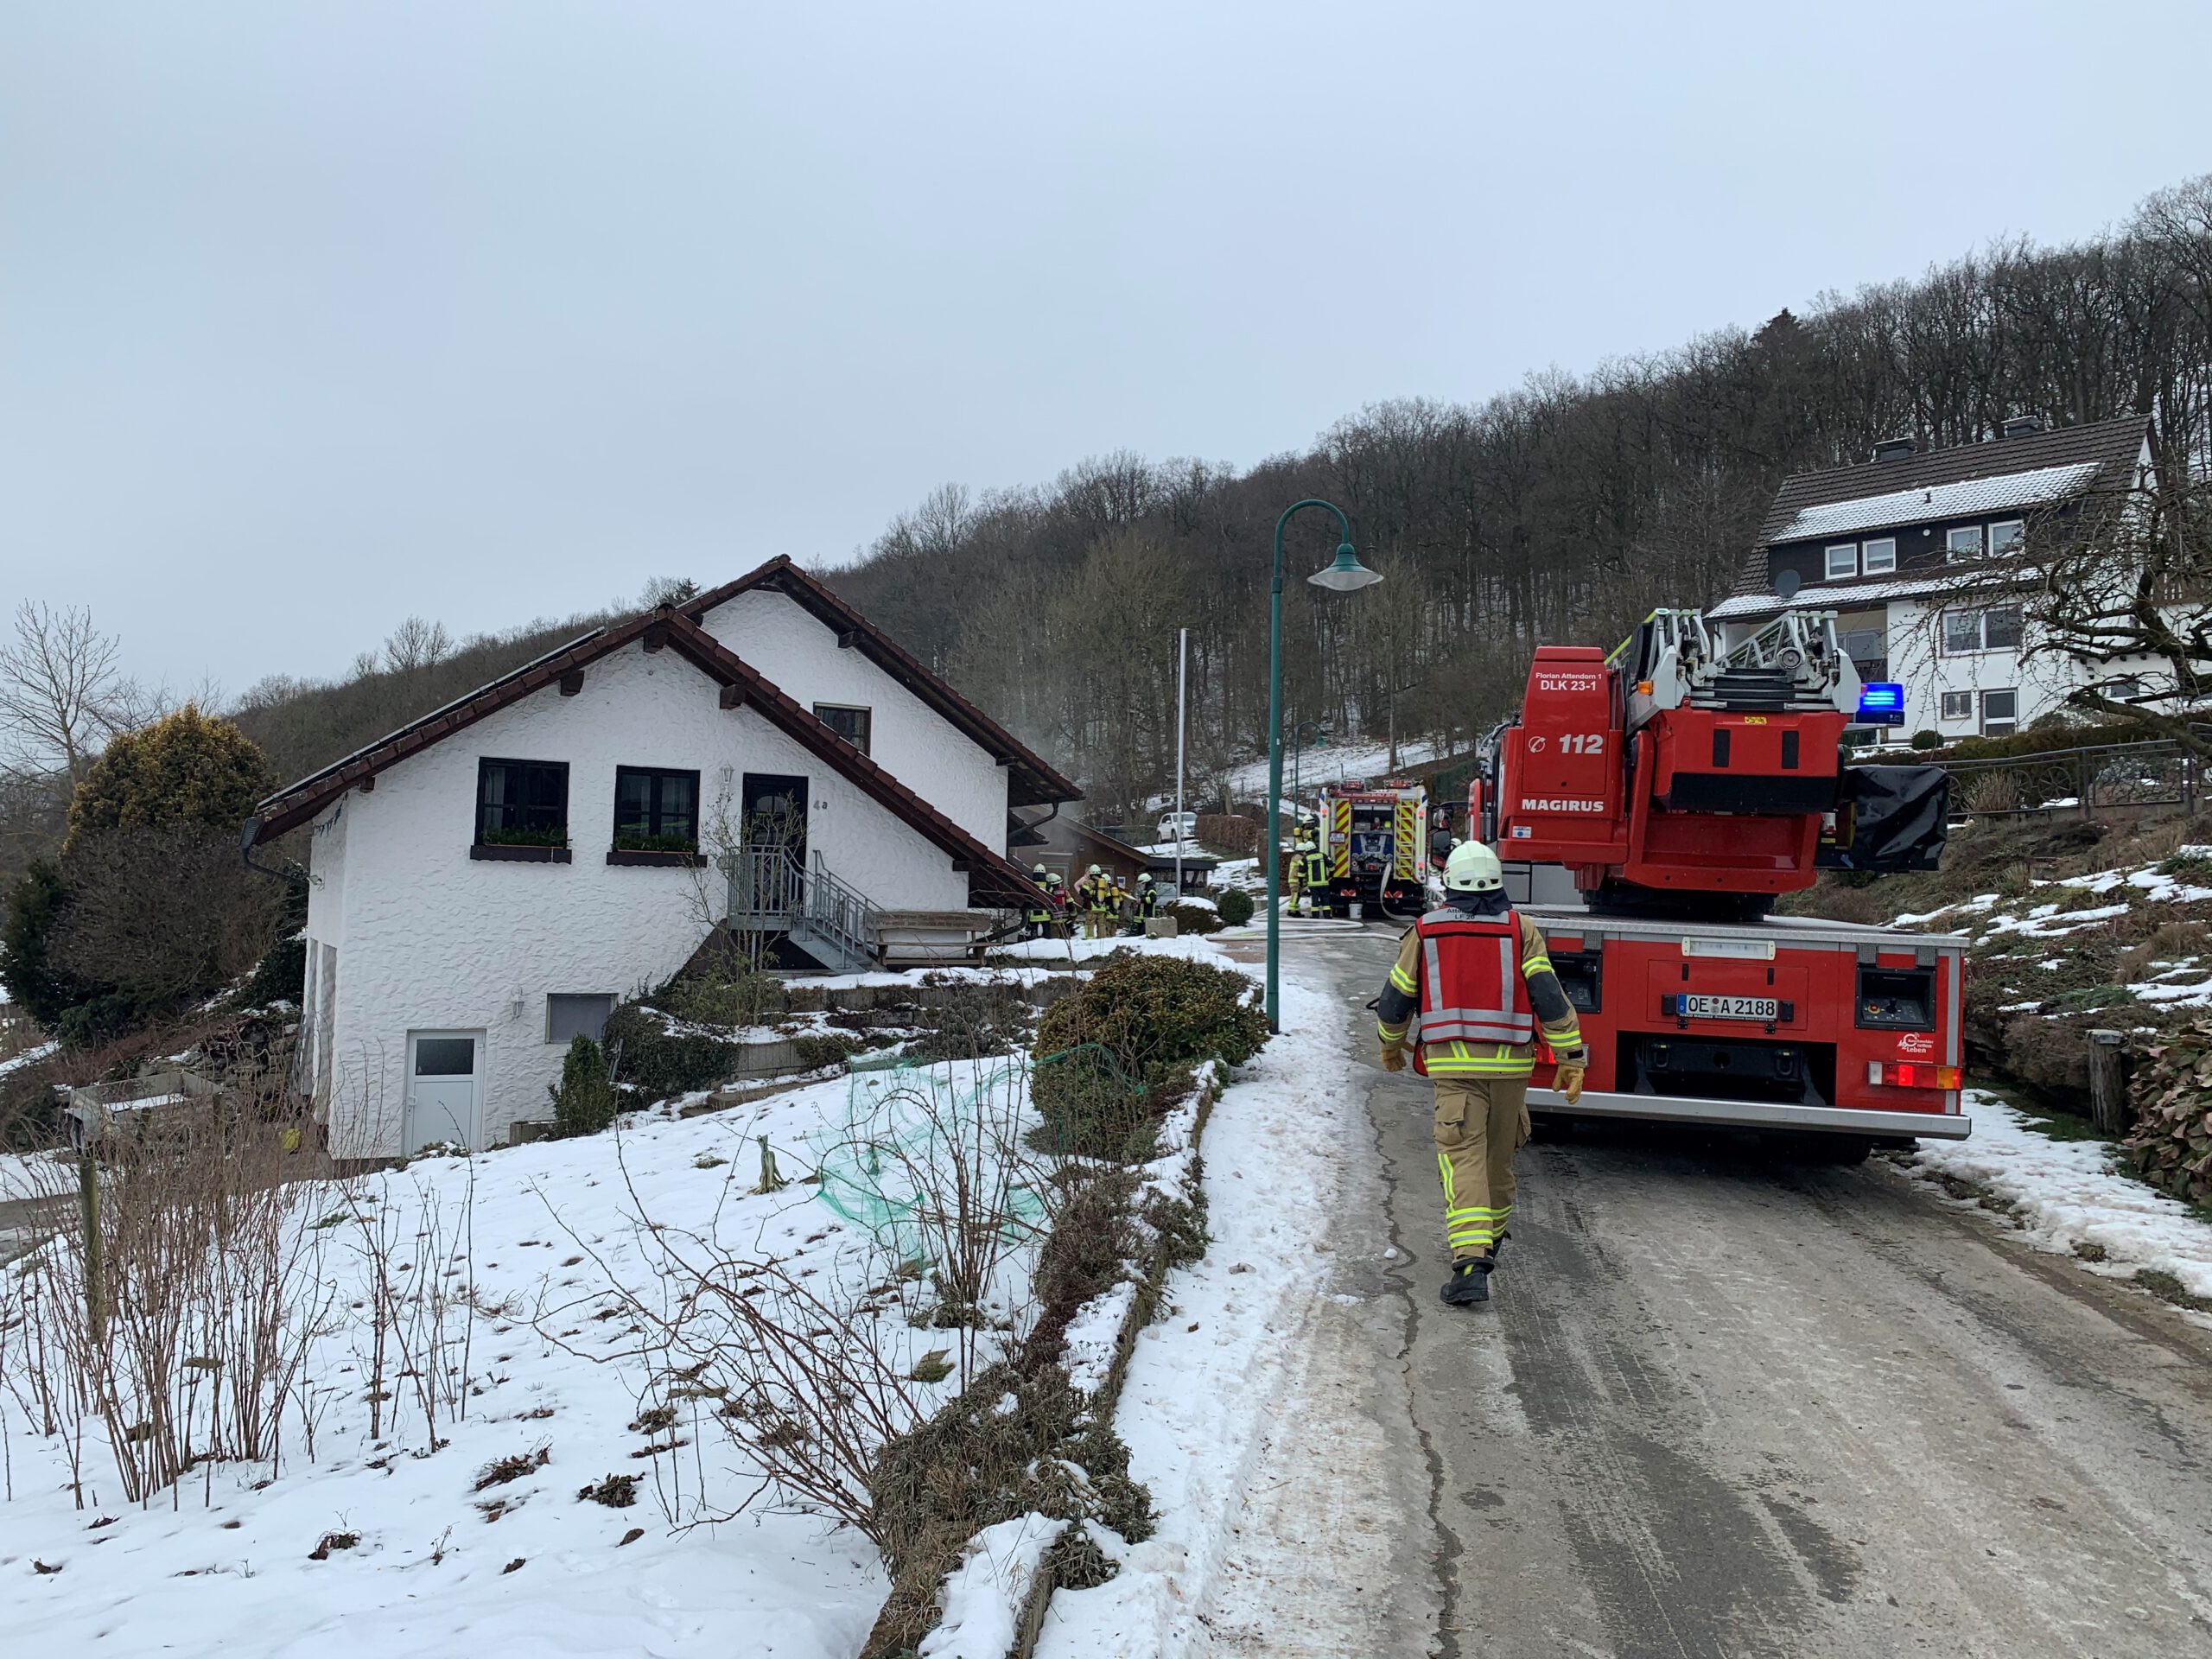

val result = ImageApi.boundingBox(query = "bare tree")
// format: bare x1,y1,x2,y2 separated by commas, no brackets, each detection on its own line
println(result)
382,615,454,673
2020,472,2212,751
0,601,132,783
639,575,701,608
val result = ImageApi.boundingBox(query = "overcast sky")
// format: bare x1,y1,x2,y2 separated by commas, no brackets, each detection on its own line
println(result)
3,2,2209,698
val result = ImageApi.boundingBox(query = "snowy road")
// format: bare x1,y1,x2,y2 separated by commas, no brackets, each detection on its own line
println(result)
1203,925,2212,1658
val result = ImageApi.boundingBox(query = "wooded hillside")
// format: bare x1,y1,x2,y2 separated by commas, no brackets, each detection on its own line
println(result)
828,176,2212,823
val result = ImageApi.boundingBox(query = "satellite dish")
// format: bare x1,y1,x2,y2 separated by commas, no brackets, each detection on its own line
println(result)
1774,569,1802,600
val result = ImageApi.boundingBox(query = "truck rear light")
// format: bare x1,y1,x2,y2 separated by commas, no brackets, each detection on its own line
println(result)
1868,1060,1960,1090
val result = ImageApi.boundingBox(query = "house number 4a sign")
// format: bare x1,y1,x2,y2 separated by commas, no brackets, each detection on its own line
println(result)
1558,733,1607,754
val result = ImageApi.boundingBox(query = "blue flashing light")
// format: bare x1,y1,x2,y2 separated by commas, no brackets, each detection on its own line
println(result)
1857,682,1906,727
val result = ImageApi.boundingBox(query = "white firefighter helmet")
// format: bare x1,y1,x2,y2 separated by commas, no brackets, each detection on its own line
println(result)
1033,863,1049,877
1087,863,1103,876
1443,840,1505,893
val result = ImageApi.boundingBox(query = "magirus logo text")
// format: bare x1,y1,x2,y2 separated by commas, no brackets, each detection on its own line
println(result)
1521,797,1604,812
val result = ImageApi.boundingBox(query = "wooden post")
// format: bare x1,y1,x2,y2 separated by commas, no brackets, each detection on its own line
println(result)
77,1142,103,1344
2088,1028,2128,1135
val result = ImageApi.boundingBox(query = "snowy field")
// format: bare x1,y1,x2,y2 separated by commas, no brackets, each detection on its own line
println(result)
0,931,1353,1659
1913,1090,2212,1304
0,1061,1039,1659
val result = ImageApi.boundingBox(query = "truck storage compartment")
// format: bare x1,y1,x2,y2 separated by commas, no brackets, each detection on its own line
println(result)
1616,1033,1836,1107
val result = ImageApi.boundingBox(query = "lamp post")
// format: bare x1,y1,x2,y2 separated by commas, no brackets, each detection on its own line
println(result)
1267,499,1382,1029
1288,719,1325,827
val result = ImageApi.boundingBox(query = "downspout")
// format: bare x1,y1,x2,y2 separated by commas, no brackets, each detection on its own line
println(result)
239,815,308,887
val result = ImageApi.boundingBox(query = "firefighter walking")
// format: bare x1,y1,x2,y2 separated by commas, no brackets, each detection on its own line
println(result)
1376,841,1587,1306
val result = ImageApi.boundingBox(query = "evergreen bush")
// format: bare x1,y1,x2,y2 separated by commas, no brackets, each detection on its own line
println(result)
548,1033,617,1137
1030,952,1267,1158
664,966,789,1028
1163,900,1220,935
1214,886,1255,927
65,704,271,852
602,1002,739,1102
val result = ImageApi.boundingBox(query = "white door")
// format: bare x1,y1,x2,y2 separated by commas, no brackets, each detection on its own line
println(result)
404,1031,483,1153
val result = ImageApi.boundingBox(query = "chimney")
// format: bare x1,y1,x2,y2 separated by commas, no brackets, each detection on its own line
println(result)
1872,436,1916,463
2000,413,2044,439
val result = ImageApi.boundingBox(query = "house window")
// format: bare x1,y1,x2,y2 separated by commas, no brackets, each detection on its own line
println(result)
1825,543,1858,580
1946,525,1986,561
1941,606,2024,655
547,993,615,1045
613,766,700,851
1940,690,1975,722
477,759,569,846
1861,537,1897,575
1981,690,2018,737
1988,518,2025,556
814,702,872,756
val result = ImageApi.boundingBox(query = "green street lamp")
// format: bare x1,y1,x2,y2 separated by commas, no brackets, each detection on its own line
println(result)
1266,499,1382,1028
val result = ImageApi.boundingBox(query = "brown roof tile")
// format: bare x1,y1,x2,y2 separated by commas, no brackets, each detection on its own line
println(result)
682,557,1081,808
247,607,1046,911
1731,415,2152,598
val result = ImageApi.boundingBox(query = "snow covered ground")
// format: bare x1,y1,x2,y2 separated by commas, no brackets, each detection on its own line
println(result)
1912,1089,2212,1304
1214,736,1443,803
0,1062,1039,1659
1031,946,1363,1656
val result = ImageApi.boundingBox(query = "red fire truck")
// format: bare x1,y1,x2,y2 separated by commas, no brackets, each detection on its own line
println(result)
1471,609,1968,1151
1313,777,1432,918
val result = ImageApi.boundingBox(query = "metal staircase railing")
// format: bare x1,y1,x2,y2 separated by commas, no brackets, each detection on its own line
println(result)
725,844,880,970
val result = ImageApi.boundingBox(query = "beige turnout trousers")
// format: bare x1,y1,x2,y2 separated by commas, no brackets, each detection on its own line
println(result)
1432,1075,1532,1262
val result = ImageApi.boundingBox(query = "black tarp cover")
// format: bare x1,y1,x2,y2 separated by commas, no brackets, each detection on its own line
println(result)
1818,765,1951,872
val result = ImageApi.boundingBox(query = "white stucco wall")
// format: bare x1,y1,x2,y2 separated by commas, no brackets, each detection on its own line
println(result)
309,639,975,1155
696,588,1011,849
1880,598,2083,741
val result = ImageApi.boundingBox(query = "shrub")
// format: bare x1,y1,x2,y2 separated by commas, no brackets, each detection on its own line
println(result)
663,966,788,1029
0,860,93,1029
549,1034,617,1137
238,933,307,1009
65,704,271,852
1214,887,1255,927
1909,729,1943,751
602,1003,738,1103
1164,900,1220,935
1031,953,1267,1158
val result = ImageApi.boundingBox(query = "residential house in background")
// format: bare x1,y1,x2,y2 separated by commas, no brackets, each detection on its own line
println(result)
246,557,1074,1157
1709,415,2155,745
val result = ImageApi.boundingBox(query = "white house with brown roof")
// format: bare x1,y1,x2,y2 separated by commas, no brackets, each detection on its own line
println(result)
1710,415,2156,746
246,558,1074,1157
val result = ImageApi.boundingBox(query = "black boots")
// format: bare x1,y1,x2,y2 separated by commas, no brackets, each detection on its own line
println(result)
1440,1256,1492,1306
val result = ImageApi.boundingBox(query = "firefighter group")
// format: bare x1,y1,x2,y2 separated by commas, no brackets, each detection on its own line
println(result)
1023,862,1164,939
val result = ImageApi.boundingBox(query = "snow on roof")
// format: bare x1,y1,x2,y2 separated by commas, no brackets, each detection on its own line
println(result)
1770,461,2101,544
1706,572,2006,621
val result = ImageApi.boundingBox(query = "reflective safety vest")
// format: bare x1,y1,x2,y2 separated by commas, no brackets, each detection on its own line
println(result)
1412,906,1535,1077
1302,849,1328,887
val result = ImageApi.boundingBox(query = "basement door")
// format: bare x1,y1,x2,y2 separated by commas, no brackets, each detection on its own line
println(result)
404,1031,484,1154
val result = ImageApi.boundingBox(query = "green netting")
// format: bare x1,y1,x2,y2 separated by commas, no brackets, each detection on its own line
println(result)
810,1047,1143,1264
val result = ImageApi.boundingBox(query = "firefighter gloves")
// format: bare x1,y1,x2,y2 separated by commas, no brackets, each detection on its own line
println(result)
1555,1062,1586,1105
1379,1043,1406,1073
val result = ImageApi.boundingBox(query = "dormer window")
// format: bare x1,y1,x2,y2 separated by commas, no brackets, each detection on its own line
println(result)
1861,537,1897,575
1946,525,1986,561
1989,518,2025,556
1825,543,1858,580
